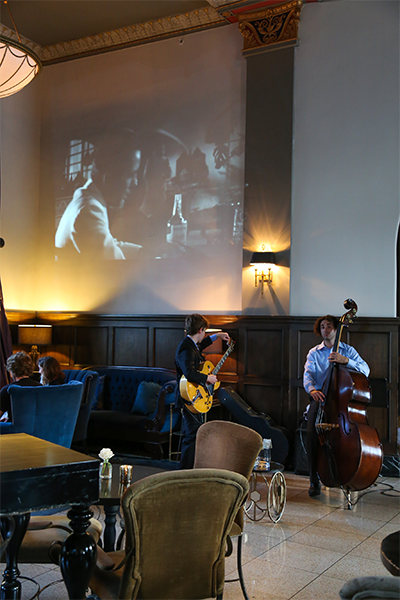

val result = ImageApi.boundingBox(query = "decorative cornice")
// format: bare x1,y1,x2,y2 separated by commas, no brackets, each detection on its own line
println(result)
0,6,228,65
206,0,239,7
237,0,303,56
39,6,226,65
0,24,41,56
0,0,315,65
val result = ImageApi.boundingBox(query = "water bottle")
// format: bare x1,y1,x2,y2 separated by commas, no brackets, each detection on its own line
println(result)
166,193,187,245
255,438,272,470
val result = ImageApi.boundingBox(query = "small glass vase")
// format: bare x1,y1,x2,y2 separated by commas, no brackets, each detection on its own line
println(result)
100,460,112,479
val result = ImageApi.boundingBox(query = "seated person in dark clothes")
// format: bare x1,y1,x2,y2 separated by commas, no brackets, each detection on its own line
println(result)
38,356,65,386
0,351,42,422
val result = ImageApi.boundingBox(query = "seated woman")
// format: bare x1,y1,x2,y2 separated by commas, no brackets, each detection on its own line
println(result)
38,356,65,386
0,351,42,422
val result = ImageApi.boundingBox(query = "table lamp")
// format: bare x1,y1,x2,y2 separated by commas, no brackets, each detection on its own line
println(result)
18,324,52,368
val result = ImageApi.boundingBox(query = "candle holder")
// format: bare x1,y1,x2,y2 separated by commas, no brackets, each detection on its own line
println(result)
119,464,133,485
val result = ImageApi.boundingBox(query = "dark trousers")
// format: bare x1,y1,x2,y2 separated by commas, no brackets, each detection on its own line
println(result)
306,398,320,485
179,407,204,470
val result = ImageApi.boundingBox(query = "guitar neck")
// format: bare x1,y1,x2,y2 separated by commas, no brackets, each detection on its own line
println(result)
212,343,234,375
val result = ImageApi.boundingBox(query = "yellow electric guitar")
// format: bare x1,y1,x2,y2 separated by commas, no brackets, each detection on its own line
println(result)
180,340,235,413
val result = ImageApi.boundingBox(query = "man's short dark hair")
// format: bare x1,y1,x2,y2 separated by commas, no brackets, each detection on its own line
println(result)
185,314,209,336
313,315,339,336
91,128,139,177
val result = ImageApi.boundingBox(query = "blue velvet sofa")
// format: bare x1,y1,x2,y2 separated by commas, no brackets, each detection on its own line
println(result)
86,366,180,459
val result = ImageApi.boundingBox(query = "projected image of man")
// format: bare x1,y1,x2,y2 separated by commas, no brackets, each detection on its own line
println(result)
55,130,143,260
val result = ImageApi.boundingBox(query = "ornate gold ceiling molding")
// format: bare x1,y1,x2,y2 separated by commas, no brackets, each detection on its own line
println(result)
237,0,303,56
38,7,226,65
206,0,238,7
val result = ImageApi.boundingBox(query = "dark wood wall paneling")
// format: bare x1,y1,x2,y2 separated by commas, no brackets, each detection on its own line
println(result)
7,312,399,454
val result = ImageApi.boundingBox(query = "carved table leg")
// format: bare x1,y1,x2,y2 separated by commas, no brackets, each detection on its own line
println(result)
60,505,97,600
103,505,119,552
0,513,30,600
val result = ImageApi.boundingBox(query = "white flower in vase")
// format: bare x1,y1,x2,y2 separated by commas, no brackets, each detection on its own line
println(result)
99,448,114,478
99,448,114,462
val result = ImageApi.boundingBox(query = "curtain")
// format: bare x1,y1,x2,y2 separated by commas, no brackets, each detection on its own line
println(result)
0,156,13,388
0,279,12,388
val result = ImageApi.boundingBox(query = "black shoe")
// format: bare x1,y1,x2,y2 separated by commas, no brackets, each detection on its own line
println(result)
308,483,321,497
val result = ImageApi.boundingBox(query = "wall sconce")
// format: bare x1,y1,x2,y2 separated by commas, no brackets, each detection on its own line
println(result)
18,324,52,368
250,249,276,297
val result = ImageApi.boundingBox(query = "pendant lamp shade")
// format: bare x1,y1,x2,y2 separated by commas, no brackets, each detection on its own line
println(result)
0,34,42,98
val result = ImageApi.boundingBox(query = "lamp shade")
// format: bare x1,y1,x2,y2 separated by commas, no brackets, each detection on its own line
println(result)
250,251,275,265
18,325,52,346
0,35,42,98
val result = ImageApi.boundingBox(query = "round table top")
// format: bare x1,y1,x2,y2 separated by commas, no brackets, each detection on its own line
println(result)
252,461,284,474
99,463,167,505
381,530,400,576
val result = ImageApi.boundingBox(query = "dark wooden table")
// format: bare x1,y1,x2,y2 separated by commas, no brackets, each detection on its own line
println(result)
99,463,166,552
381,531,400,576
0,433,99,600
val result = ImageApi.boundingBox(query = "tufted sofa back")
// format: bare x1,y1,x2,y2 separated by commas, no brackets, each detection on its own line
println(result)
63,369,99,405
88,366,176,413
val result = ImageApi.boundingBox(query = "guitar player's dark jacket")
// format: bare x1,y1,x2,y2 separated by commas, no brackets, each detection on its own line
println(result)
175,335,213,410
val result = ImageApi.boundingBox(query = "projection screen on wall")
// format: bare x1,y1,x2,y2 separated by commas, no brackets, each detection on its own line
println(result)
40,25,245,314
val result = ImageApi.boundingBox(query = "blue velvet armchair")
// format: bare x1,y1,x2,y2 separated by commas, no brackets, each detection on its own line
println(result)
0,381,84,448
0,381,103,566
63,369,99,446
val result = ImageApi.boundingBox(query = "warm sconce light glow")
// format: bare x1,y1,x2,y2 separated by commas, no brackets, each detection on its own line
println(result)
18,324,52,367
250,246,276,297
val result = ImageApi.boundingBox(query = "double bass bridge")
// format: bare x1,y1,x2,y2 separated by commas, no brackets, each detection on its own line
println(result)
316,423,339,432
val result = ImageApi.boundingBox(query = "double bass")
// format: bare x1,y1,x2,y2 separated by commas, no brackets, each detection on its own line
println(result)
315,299,383,502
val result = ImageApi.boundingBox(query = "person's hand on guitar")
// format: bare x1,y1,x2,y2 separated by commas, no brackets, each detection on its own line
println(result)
207,374,218,385
216,332,230,343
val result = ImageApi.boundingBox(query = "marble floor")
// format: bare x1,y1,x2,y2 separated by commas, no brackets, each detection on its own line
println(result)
7,472,400,600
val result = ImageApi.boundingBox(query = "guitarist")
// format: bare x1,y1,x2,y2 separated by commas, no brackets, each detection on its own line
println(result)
175,314,230,469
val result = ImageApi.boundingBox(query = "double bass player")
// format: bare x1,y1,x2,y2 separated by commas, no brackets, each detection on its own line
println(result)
303,315,370,497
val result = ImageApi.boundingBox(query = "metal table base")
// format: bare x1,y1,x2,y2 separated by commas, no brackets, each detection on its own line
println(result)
244,462,286,523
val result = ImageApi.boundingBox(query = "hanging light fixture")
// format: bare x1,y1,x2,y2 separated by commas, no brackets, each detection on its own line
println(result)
0,1,42,98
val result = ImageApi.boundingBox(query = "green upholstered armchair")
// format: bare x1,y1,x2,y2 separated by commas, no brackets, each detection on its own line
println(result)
193,420,263,600
88,468,249,600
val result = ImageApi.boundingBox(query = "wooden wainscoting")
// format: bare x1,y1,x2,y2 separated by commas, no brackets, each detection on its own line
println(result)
6,311,399,454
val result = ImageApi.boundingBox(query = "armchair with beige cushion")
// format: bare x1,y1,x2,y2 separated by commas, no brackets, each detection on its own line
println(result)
88,468,249,600
193,420,263,600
